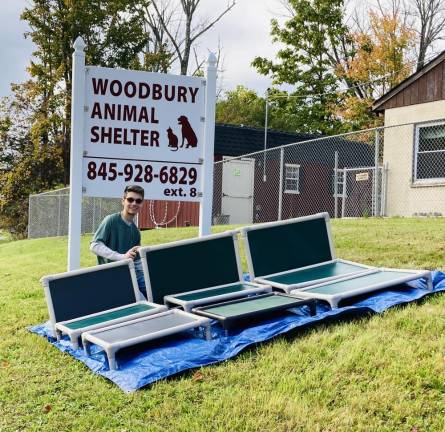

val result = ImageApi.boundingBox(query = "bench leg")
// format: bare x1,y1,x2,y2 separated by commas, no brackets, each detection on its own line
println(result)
330,299,339,309
308,301,317,316
83,341,92,357
107,349,118,370
70,335,79,350
204,324,212,341
426,273,434,291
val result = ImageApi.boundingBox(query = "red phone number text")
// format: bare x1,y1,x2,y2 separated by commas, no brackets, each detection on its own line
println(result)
86,161,198,185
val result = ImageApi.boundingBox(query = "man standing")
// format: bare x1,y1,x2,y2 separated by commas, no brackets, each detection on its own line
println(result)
90,185,147,298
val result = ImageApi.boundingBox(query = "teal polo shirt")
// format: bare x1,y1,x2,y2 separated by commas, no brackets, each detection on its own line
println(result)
92,213,141,265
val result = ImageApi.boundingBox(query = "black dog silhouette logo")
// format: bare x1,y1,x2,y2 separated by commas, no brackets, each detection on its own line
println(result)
178,115,198,148
166,115,198,151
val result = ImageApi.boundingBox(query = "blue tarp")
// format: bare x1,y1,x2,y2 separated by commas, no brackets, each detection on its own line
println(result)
30,271,445,392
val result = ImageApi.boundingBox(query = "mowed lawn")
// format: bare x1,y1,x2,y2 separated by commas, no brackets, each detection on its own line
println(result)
0,218,444,431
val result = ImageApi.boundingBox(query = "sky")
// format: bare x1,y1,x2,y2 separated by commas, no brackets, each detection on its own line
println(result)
0,0,284,99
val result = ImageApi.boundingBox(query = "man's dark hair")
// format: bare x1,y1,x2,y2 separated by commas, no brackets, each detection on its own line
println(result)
124,185,145,199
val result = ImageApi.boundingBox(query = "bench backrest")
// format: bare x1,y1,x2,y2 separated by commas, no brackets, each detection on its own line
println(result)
42,260,138,326
140,232,242,304
241,213,334,278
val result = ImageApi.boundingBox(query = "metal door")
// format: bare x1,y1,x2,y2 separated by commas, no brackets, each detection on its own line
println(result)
221,158,255,224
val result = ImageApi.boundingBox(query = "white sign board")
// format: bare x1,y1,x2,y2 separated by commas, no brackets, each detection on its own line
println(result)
68,37,216,270
82,66,205,200
355,172,369,182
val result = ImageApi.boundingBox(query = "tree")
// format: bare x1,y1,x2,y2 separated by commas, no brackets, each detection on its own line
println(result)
20,0,149,182
254,0,417,132
141,0,236,75
408,0,445,70
333,6,415,129
0,84,64,237
216,86,306,132
0,1,150,236
216,86,265,128
252,0,347,134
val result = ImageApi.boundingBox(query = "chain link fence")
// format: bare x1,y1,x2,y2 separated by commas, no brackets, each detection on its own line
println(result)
28,188,122,239
212,127,386,225
212,120,445,224
28,120,445,238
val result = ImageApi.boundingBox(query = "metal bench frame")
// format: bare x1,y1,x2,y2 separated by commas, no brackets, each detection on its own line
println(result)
241,213,374,289
41,260,166,348
289,267,433,308
82,309,212,370
140,231,272,310
164,281,272,312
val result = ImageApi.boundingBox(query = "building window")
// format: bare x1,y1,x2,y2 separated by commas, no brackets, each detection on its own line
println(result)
284,164,300,194
414,122,445,182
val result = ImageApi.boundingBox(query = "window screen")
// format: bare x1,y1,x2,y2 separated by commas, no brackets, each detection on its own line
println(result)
415,123,445,181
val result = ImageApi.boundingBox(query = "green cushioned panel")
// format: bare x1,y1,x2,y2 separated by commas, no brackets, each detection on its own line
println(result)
143,236,240,304
246,217,332,277
172,283,253,302
63,304,154,330
305,271,416,295
90,313,197,344
201,294,304,318
49,265,137,323
266,262,364,285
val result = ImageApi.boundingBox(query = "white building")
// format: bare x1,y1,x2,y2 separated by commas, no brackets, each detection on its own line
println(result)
373,51,445,216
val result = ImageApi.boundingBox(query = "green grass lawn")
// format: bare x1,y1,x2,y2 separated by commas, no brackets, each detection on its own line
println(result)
0,218,444,431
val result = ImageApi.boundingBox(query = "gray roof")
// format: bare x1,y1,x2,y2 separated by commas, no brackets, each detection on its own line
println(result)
214,123,374,168
215,123,319,156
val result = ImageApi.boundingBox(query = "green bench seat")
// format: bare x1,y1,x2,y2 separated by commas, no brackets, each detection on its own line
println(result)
62,304,156,330
259,261,368,289
291,269,433,308
164,282,271,312
193,293,317,330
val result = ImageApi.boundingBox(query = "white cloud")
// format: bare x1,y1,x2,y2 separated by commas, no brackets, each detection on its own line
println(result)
0,0,33,97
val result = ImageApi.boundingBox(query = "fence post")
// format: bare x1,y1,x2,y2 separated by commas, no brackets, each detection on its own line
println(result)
278,147,284,220
57,193,62,236
341,168,347,218
27,195,33,239
381,162,388,216
334,151,339,218
92,197,96,232
263,89,269,182
373,129,380,217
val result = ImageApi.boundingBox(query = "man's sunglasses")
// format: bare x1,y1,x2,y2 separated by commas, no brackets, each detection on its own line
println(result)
125,197,143,204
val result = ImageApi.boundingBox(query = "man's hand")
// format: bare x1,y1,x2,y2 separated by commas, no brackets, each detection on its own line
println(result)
124,246,140,260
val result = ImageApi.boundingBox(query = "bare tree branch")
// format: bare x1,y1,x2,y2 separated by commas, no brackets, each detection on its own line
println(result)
143,0,235,75
407,0,445,69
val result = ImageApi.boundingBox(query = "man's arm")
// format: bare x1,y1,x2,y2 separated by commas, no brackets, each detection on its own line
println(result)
90,241,140,261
